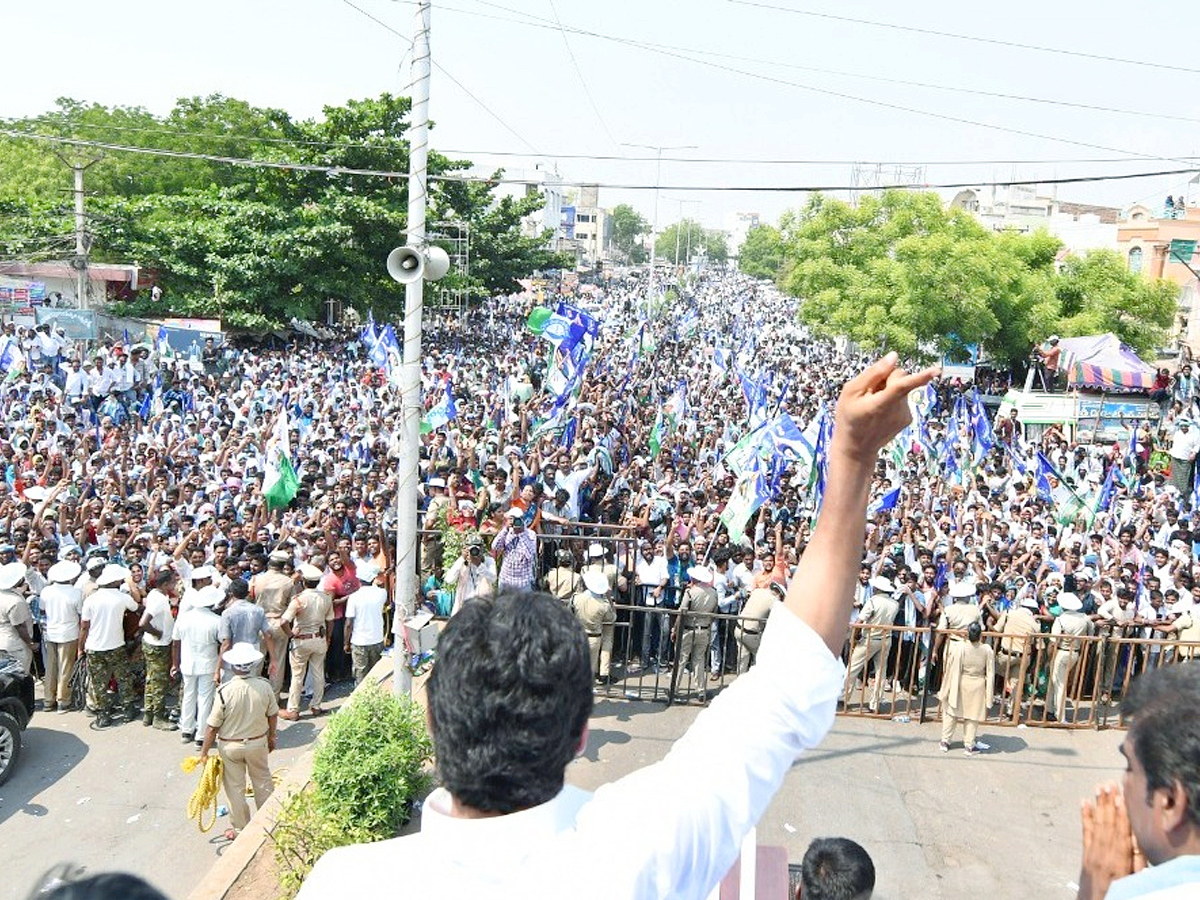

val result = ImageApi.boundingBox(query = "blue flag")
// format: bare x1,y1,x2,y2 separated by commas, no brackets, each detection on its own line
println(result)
137,392,152,420
0,344,14,373
868,486,901,515
1096,463,1119,513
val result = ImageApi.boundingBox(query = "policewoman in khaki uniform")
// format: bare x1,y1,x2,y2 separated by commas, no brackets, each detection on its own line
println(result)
843,576,900,712
199,641,278,840
280,565,334,719
572,570,616,685
1047,591,1094,722
938,621,995,755
677,565,719,692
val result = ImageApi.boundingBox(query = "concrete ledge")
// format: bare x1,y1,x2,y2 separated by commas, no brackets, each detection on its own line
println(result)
187,656,430,900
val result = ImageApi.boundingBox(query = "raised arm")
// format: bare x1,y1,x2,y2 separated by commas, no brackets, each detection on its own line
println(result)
783,354,938,656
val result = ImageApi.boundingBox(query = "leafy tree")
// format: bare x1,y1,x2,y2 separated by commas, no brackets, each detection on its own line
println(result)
1053,250,1177,356
609,203,649,263
0,94,565,327
655,219,728,265
737,224,783,280
768,190,1176,366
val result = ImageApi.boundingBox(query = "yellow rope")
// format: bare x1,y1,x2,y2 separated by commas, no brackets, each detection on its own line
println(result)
181,755,224,833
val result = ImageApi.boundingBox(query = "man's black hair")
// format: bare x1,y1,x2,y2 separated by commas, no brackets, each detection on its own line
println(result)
1122,661,1200,828
227,578,250,600
427,591,593,814
799,837,876,900
30,870,170,900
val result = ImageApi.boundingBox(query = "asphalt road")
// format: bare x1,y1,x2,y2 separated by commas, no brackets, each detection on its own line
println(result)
0,680,352,900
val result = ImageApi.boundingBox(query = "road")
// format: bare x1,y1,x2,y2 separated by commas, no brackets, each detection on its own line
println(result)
0,681,353,900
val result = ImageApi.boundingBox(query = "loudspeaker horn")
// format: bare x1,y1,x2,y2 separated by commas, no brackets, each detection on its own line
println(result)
386,246,424,284
423,245,450,282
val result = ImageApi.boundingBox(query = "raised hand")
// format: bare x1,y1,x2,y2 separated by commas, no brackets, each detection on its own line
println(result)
833,352,938,465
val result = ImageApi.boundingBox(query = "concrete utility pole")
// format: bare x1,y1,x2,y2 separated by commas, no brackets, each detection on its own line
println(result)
393,0,432,697
622,143,696,304
56,154,100,309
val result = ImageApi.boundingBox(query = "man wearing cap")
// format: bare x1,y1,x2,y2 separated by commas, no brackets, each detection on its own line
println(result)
677,565,719,694
1047,591,1096,722
0,561,34,674
541,548,579,604
993,593,1040,715
736,582,783,673
172,585,224,743
344,562,387,685
78,564,139,727
843,575,900,712
934,581,983,697
138,567,178,729
492,507,538,593
280,565,335,719
446,534,498,615
40,559,83,710
572,570,616,686
199,641,278,842
250,550,296,697
938,621,995,755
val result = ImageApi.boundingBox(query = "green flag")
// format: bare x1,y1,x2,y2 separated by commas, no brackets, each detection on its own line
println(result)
526,306,553,335
264,452,299,510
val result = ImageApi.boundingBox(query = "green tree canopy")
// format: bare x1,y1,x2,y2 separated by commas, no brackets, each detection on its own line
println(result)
609,203,649,264
0,95,566,328
753,191,1175,364
737,224,783,280
655,219,728,266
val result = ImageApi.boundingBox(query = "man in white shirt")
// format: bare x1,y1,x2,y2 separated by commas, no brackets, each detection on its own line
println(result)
343,562,387,685
78,564,138,728
139,567,179,729
296,353,935,900
172,585,223,744
445,535,497,615
40,560,83,712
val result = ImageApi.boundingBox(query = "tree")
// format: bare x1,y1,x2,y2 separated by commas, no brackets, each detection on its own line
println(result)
737,224,783,280
765,190,1177,366
1053,250,1177,356
0,94,565,327
609,203,649,264
655,219,728,266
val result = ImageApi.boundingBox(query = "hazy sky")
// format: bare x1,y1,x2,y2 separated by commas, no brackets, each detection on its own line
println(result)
6,0,1198,230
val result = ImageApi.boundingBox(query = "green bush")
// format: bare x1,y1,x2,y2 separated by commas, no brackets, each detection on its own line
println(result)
272,687,434,897
311,686,434,836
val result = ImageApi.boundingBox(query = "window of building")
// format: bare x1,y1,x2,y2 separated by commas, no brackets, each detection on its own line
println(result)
1128,246,1143,273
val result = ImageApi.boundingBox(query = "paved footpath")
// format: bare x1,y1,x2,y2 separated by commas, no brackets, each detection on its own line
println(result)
570,700,1124,900
1,682,351,900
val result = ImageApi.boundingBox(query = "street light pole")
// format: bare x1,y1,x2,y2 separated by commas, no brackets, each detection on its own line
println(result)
393,0,432,697
622,143,696,305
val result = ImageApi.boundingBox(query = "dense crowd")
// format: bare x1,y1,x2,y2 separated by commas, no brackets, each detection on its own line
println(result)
0,270,1197,742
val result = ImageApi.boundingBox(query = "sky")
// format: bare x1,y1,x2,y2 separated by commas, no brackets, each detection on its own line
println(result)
5,0,1199,232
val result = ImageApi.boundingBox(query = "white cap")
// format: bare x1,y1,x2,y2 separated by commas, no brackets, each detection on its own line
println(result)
582,570,609,594
0,561,26,590
357,562,381,584
949,582,975,600
96,564,130,587
687,565,714,585
1058,591,1083,612
505,507,525,519
48,560,82,583
224,642,264,668
587,543,606,558
869,575,895,594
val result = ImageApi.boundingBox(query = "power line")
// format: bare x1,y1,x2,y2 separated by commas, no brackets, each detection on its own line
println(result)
437,0,1192,166
3,128,1194,193
10,116,1192,167
447,1,1200,126
547,0,623,150
727,0,1200,76
337,0,541,153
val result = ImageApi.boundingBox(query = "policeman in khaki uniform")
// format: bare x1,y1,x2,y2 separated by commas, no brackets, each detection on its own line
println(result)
992,594,1040,713
843,576,900,712
572,570,616,685
199,642,278,840
1160,605,1200,659
677,565,719,693
736,583,782,674
279,565,333,720
1047,591,1095,722
250,550,296,697
544,549,580,603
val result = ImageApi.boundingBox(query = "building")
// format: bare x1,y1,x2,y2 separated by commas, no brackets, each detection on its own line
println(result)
948,185,1120,254
0,260,143,310
570,184,610,268
1116,201,1200,350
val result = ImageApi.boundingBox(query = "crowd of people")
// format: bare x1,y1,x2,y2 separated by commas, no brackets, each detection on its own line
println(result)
0,269,1197,746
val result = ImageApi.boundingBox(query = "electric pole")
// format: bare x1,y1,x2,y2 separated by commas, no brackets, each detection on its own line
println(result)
622,143,696,305
56,154,100,309
394,0,432,697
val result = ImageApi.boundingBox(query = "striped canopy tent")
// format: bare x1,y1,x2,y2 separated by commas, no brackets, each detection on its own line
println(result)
1057,333,1156,392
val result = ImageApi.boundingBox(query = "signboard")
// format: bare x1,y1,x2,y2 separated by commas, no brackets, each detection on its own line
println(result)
1170,239,1197,263
163,317,222,331
154,324,224,355
35,307,96,340
0,278,46,304
940,342,980,383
